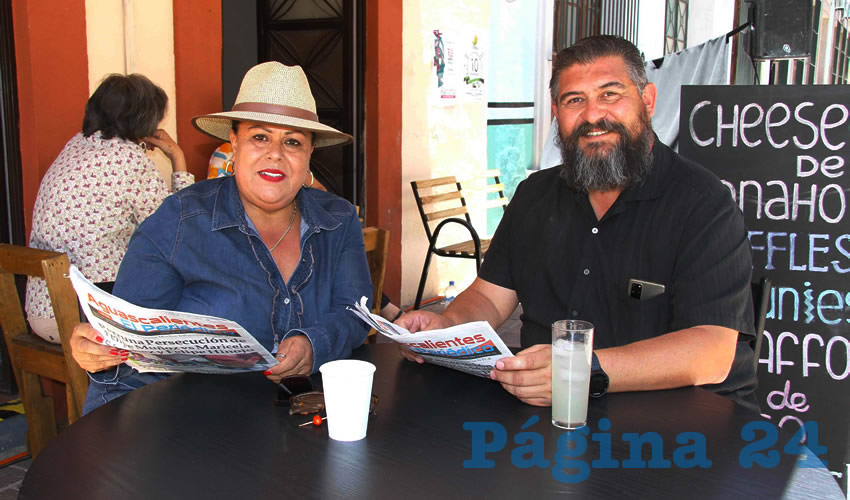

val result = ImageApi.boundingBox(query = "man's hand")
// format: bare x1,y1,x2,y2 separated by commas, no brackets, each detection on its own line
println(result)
265,335,314,382
70,323,129,373
396,310,454,333
490,344,552,406
393,310,455,363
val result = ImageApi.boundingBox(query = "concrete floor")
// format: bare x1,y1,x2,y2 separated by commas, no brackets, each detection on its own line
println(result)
0,457,28,499
0,392,28,498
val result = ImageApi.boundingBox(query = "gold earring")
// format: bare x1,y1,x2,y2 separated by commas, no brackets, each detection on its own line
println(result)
303,171,315,189
223,159,234,175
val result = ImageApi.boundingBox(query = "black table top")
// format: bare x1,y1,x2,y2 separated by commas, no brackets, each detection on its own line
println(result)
21,344,797,499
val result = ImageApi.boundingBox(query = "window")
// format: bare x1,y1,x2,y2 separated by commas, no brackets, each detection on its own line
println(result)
554,0,602,51
553,0,640,52
808,0,821,82
832,22,850,83
664,0,688,55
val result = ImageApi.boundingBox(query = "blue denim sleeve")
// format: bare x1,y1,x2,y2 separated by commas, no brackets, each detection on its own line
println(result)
112,197,185,310
289,210,372,372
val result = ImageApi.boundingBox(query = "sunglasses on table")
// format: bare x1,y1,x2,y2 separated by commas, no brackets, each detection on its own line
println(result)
275,375,379,416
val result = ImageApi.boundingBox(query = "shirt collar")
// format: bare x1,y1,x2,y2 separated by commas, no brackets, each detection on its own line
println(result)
295,187,342,233
210,177,341,233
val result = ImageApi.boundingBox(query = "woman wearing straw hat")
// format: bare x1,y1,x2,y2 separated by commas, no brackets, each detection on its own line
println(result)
69,62,372,413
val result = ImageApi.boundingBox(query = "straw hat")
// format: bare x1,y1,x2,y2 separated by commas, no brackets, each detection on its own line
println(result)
192,62,352,148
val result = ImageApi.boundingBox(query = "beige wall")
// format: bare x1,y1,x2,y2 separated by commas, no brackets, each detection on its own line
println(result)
85,0,177,183
401,0,491,306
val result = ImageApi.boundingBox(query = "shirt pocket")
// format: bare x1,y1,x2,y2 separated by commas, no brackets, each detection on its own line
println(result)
617,277,670,343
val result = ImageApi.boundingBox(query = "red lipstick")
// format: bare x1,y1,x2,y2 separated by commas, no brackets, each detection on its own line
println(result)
258,169,286,183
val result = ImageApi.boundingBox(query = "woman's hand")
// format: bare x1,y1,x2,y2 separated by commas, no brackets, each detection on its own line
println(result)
264,335,314,382
70,323,129,373
143,129,187,172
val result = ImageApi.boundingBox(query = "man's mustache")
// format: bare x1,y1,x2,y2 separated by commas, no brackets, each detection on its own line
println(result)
569,119,630,142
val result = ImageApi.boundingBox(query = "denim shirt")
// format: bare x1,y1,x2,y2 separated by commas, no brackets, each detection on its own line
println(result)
103,177,371,375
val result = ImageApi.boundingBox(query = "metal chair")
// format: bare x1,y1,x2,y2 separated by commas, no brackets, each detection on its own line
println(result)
362,227,389,343
410,170,508,309
750,276,772,371
0,244,89,457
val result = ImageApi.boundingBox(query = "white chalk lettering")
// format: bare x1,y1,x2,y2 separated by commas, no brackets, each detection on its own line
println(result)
765,181,790,220
768,102,793,148
767,379,810,412
749,232,850,274
716,104,739,147
797,155,846,178
792,183,816,222
802,334,824,376
689,100,714,147
776,332,798,374
820,104,849,151
837,236,850,272
819,184,846,223
761,330,850,380
728,180,846,224
792,102,818,149
825,336,850,380
740,103,764,147
689,100,848,150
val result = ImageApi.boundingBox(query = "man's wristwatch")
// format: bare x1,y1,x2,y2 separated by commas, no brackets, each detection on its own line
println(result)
590,352,609,398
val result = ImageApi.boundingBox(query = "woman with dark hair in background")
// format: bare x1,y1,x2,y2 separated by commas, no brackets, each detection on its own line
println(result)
25,73,194,343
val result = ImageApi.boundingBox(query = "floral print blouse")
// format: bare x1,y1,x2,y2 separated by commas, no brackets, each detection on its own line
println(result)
25,132,194,327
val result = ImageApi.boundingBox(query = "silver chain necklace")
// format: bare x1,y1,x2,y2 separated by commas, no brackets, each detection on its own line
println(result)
268,200,298,252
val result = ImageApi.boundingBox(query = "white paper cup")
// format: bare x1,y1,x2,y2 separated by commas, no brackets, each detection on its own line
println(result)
319,360,376,441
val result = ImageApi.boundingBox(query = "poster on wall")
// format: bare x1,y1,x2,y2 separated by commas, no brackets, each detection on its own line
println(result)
680,85,849,492
462,35,486,102
431,29,457,105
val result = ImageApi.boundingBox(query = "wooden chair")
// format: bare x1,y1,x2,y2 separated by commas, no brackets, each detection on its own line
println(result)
410,169,508,309
750,276,772,371
0,244,89,457
362,227,389,343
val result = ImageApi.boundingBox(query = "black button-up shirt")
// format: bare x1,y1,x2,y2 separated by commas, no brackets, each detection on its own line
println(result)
480,139,757,407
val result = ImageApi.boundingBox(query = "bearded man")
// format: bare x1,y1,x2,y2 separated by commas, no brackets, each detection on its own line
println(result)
398,35,758,411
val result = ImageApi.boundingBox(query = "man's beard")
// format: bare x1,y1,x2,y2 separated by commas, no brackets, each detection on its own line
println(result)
558,114,654,192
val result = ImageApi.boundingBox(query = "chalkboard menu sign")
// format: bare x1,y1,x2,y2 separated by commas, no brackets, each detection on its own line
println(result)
680,85,849,491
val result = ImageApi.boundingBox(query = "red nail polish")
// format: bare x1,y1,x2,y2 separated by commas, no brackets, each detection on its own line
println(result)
264,370,272,376
95,336,104,343
109,349,119,355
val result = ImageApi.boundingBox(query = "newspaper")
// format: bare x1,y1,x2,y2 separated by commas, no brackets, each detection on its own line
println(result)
348,297,513,377
68,266,277,374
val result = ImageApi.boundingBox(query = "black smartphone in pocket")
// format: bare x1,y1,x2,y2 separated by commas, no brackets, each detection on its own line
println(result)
627,279,666,301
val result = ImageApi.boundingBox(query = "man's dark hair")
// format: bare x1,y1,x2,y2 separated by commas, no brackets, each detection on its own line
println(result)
549,35,648,103
82,73,167,141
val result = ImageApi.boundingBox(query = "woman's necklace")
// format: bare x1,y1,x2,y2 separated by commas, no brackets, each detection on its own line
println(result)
268,200,298,252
